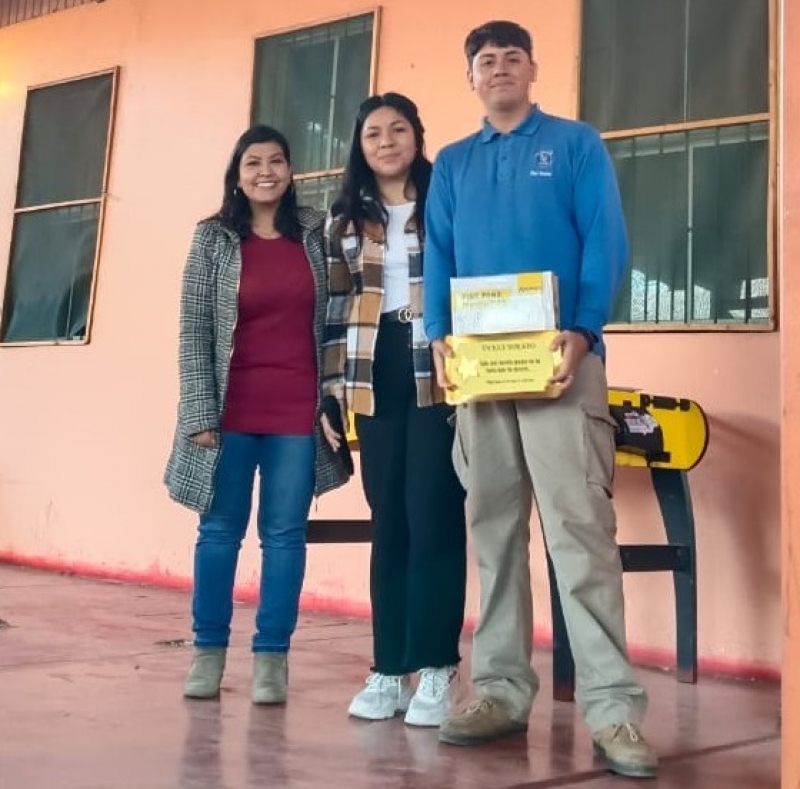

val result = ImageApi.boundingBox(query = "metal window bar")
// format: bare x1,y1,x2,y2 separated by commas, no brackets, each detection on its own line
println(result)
743,121,757,323
610,120,769,326
325,36,341,178
280,15,371,176
0,0,96,28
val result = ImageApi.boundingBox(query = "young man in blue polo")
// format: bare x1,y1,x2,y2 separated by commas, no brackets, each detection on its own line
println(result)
423,19,658,779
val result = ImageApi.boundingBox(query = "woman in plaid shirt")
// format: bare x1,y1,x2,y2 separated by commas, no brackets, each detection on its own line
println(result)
320,93,467,727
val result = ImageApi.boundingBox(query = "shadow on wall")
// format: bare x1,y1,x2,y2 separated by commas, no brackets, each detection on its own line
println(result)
699,413,780,655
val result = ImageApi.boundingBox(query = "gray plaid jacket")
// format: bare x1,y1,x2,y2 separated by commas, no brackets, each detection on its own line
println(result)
164,208,350,513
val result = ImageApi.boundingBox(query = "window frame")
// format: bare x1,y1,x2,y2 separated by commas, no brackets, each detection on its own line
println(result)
578,0,778,333
249,7,382,200
1,67,119,347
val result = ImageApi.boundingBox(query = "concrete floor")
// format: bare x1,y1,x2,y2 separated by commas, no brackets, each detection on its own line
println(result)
0,564,780,789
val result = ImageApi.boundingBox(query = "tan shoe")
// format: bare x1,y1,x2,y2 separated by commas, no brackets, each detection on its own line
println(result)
252,652,288,704
184,647,226,699
438,697,528,745
592,722,658,778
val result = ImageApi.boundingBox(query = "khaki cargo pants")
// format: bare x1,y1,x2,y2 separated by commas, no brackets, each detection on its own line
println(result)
452,353,648,731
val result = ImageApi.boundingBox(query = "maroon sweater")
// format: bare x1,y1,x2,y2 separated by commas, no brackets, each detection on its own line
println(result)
221,235,317,436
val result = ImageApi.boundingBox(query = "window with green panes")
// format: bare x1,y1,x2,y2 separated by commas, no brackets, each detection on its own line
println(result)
2,71,116,344
580,0,772,326
252,13,377,211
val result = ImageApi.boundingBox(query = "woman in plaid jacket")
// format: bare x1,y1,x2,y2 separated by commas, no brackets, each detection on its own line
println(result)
165,125,349,705
320,93,467,727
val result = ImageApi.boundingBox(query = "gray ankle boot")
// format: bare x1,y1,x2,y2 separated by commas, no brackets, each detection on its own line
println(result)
184,647,226,699
252,652,288,704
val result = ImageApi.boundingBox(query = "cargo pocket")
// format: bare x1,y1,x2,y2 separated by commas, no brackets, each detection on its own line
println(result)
450,406,470,490
582,402,617,496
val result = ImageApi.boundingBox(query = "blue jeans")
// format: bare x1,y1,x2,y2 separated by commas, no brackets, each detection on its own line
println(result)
191,431,315,653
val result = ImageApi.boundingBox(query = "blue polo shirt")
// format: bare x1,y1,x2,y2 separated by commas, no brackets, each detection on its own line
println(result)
423,105,629,346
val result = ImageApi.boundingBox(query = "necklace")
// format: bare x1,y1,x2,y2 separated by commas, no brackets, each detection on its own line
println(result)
252,228,282,240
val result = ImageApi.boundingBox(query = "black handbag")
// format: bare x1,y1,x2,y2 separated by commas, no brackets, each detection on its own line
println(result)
321,395,354,475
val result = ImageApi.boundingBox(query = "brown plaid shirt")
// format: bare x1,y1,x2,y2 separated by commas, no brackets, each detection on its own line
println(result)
322,212,445,419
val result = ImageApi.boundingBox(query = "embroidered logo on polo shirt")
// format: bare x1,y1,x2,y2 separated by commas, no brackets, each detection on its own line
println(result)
530,150,554,177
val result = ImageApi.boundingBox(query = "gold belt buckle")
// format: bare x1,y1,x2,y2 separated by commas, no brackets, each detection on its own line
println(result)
397,306,413,323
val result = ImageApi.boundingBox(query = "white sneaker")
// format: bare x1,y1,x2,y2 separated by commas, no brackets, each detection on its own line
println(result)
404,666,458,727
348,673,413,720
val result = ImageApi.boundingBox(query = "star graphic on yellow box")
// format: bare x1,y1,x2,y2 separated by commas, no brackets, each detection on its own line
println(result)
457,356,481,381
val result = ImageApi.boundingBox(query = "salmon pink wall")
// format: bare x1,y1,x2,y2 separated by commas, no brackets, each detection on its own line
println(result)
0,0,783,678
780,0,799,784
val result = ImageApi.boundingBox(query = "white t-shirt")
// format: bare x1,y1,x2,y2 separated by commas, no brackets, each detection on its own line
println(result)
382,202,415,313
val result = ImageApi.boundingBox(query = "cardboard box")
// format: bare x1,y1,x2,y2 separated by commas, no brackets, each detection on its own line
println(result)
444,331,563,406
450,272,559,336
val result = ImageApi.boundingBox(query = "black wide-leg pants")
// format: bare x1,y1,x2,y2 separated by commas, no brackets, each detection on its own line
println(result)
355,321,467,675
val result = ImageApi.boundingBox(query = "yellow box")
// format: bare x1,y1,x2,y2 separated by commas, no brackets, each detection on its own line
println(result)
444,331,563,406
450,272,559,335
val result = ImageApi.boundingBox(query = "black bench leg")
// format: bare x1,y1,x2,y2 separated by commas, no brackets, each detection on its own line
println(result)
651,467,698,684
548,552,576,701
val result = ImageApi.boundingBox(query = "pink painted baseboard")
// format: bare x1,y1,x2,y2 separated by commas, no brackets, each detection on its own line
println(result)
0,551,780,684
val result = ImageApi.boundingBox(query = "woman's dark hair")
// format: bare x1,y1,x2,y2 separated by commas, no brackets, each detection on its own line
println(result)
464,20,533,63
210,124,302,241
331,92,431,247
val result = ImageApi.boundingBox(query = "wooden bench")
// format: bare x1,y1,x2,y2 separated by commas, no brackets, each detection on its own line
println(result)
307,388,709,701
